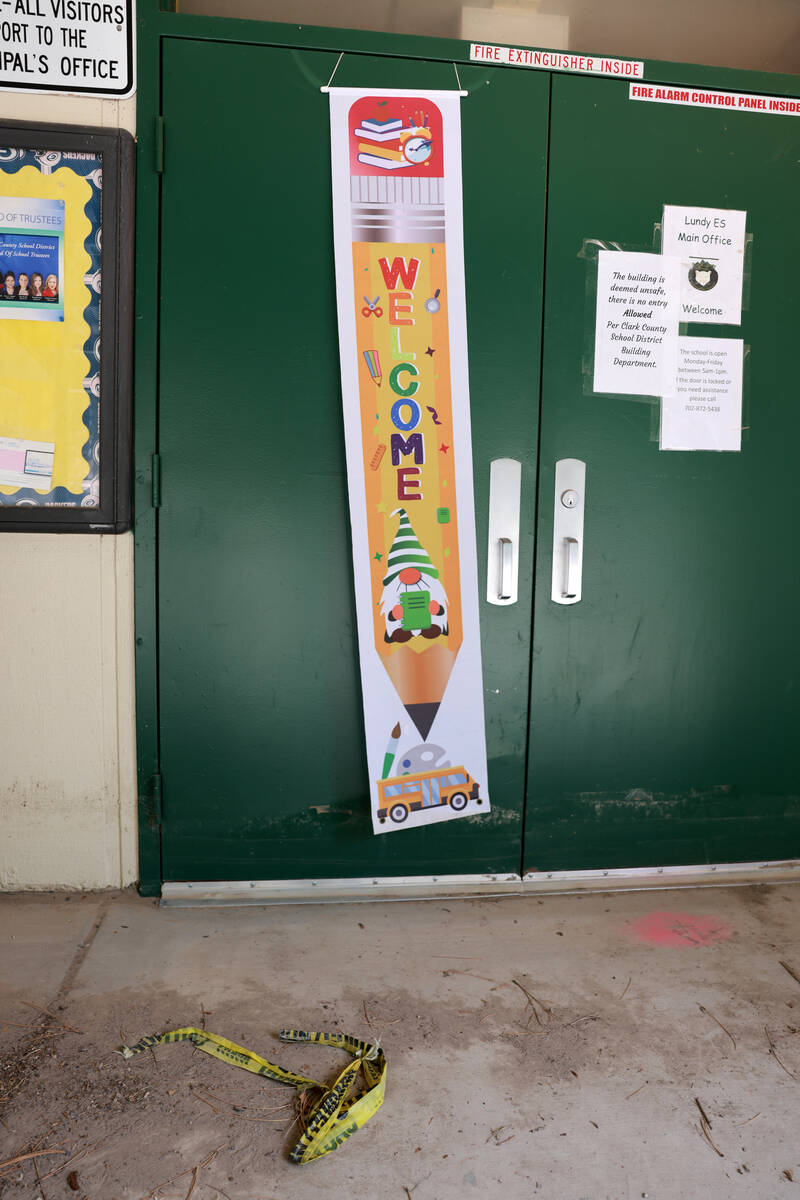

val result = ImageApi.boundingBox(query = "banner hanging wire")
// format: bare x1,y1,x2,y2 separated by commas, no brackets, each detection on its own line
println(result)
321,51,344,92
321,56,467,95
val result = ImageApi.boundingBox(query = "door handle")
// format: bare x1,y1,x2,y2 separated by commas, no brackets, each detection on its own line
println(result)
487,458,521,606
499,537,513,599
551,459,586,605
563,536,579,598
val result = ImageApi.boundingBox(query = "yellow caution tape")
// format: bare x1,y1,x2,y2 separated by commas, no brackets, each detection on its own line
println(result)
120,1026,386,1164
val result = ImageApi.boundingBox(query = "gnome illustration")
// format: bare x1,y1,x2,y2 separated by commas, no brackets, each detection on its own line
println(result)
380,508,448,643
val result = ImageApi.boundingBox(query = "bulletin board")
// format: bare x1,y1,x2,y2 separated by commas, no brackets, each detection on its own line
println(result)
0,122,134,532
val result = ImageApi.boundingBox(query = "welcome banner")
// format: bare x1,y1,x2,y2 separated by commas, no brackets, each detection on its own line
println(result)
329,87,490,834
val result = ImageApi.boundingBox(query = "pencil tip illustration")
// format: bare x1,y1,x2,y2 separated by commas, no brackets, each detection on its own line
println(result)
405,703,439,740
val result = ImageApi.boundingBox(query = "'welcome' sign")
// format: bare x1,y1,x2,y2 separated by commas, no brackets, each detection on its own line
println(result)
328,88,490,835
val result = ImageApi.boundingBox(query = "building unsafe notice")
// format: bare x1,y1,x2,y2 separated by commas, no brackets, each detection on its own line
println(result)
0,0,134,97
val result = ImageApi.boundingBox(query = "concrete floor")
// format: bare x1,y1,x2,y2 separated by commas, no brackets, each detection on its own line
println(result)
1,885,799,1199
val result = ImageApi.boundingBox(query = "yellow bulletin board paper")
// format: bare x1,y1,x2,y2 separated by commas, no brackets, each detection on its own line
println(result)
0,161,95,500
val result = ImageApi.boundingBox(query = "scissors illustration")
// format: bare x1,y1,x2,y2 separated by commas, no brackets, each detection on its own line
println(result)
362,295,383,318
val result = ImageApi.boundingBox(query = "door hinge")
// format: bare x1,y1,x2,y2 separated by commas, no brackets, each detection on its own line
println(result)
155,116,165,174
151,452,161,508
147,773,163,827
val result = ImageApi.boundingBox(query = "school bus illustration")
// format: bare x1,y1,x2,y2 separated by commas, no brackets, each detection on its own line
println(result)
377,767,481,824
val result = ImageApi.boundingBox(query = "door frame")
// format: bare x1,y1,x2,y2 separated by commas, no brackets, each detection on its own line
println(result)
134,0,800,895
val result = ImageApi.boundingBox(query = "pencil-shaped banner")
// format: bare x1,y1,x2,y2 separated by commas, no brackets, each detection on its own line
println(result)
329,88,490,834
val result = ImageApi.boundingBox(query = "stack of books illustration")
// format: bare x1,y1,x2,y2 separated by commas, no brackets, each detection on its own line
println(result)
355,116,412,170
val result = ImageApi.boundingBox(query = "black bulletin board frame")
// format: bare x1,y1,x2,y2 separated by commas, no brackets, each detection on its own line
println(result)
0,121,134,533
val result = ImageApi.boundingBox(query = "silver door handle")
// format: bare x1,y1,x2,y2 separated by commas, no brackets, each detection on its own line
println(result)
499,537,513,599
551,459,586,605
487,458,521,606
563,536,579,598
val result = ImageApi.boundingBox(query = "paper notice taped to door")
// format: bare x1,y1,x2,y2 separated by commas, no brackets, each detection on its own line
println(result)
593,251,680,397
662,206,746,325
660,337,743,451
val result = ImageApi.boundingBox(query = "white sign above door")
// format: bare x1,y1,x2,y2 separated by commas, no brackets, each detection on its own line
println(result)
0,0,135,98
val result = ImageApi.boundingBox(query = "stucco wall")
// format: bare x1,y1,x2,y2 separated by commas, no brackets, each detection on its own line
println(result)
0,92,137,891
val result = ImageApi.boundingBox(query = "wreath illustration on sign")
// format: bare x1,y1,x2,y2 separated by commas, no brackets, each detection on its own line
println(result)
688,260,719,291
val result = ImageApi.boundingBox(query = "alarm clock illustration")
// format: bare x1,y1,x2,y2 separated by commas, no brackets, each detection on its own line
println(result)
402,134,433,165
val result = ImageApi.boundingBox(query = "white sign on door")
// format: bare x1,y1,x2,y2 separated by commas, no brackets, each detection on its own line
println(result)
593,250,680,397
662,205,747,326
660,337,744,452
0,0,135,98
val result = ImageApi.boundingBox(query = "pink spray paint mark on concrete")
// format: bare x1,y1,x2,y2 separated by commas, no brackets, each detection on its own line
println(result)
628,911,734,948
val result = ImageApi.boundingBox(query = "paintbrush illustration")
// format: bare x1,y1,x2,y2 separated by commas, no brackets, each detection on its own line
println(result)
381,722,402,779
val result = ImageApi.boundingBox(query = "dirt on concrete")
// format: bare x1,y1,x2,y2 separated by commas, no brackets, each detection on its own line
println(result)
1,886,799,1199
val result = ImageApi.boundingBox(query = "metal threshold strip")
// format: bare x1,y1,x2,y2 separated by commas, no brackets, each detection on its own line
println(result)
160,859,800,906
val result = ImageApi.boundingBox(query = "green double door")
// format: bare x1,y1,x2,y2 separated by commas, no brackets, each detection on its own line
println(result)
153,31,800,883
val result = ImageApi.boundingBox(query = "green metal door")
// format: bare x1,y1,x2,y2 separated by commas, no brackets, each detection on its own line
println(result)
155,37,547,881
525,73,800,872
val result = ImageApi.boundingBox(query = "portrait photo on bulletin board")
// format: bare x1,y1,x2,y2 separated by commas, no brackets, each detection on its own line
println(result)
0,196,65,321
0,122,134,532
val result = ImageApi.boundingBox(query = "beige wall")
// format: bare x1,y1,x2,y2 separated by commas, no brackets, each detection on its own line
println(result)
0,92,138,891
182,0,800,75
